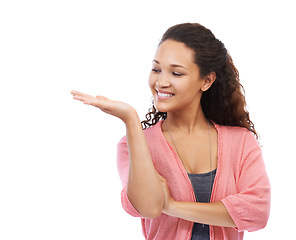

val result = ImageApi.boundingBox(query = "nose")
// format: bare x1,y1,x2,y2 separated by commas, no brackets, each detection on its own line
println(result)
156,73,170,88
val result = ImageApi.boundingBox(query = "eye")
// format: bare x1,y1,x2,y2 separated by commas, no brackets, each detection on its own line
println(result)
152,68,161,73
172,72,184,77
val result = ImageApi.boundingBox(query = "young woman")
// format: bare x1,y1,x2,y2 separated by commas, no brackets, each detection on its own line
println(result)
71,23,270,240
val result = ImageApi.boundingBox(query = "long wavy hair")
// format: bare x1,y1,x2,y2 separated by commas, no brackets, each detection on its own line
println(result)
141,23,259,140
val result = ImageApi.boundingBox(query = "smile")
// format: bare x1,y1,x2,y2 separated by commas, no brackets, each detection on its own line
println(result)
158,92,174,97
156,90,175,100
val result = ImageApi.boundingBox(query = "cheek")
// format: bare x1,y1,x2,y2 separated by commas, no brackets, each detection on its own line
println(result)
148,73,157,91
174,78,202,99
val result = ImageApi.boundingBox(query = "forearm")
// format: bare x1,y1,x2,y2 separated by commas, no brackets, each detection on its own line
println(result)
71,91,164,217
166,201,236,228
125,112,164,218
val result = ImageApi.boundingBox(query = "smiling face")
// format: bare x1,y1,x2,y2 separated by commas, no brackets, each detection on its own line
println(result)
148,39,209,114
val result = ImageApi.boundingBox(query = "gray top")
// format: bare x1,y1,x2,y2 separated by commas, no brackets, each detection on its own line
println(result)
187,169,217,240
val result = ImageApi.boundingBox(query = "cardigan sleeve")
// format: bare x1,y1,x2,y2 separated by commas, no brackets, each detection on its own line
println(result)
221,131,271,232
116,136,142,218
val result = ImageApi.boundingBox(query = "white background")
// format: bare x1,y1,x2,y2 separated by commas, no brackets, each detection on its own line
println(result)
0,0,295,239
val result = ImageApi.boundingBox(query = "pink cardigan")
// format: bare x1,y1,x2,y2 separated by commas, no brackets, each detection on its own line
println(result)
117,121,270,240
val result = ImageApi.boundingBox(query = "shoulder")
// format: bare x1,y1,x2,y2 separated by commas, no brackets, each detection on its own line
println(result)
218,124,260,150
216,124,262,172
143,121,163,139
118,121,163,145
220,124,249,137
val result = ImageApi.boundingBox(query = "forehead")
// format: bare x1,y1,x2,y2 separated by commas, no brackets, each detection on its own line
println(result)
154,39,195,66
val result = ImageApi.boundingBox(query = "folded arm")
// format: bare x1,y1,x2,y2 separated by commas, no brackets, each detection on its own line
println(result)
158,174,236,227
167,201,236,227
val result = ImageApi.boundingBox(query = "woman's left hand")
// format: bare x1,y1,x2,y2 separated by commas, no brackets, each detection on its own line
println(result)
158,174,175,215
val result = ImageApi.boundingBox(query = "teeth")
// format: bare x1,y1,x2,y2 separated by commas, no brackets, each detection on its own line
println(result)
158,92,173,97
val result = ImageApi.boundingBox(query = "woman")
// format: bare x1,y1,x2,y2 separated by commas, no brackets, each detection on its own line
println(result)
71,23,270,240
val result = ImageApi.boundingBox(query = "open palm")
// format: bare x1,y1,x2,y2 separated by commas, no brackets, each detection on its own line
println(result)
71,90,136,123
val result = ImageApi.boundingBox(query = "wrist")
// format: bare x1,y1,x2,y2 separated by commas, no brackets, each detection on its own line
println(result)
163,199,177,216
124,108,140,126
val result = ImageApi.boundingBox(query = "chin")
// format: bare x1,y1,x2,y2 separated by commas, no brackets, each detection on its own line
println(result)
154,102,172,113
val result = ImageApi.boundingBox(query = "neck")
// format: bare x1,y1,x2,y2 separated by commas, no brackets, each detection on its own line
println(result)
165,104,208,134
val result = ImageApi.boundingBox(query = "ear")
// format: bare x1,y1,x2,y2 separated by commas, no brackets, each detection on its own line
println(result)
201,72,216,92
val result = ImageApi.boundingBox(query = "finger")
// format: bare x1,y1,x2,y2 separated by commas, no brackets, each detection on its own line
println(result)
71,90,98,105
72,94,91,103
74,94,108,109
71,90,94,99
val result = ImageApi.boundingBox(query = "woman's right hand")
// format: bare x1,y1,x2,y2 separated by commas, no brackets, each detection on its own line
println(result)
71,90,137,124
72,90,166,218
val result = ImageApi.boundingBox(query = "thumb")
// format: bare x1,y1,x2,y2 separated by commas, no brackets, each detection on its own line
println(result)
96,95,108,100
157,173,167,183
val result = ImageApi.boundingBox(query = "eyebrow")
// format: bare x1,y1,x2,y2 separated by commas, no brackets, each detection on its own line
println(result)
153,60,187,70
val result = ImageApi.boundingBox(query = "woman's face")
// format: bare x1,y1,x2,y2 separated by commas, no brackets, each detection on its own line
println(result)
148,39,206,113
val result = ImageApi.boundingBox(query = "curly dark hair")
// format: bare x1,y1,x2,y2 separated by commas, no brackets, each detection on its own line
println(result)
141,23,259,140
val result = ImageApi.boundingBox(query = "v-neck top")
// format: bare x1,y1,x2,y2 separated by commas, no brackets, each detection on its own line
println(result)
188,169,217,240
117,120,270,240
